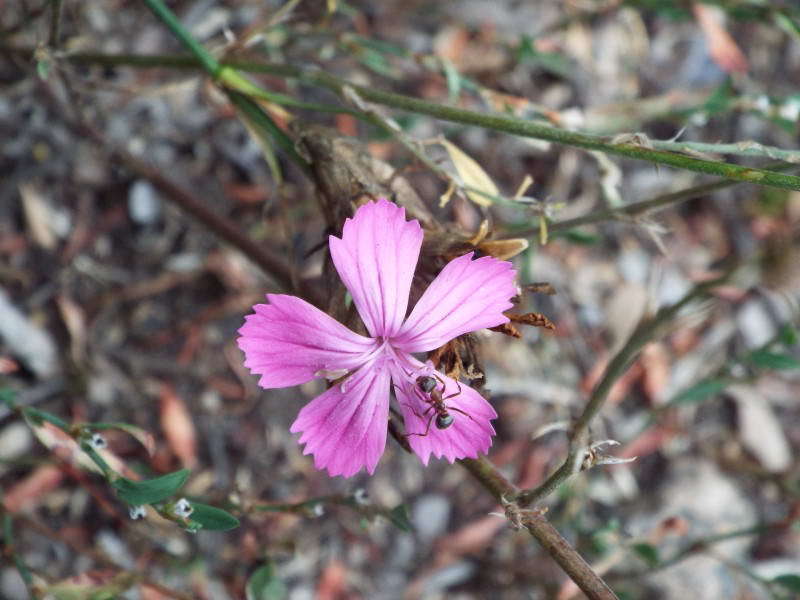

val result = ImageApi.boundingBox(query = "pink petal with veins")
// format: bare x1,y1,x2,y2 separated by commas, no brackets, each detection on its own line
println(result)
290,362,391,478
237,294,377,389
391,361,496,465
329,199,423,338
393,253,516,353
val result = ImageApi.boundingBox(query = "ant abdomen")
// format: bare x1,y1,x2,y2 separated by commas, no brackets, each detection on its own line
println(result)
435,413,454,429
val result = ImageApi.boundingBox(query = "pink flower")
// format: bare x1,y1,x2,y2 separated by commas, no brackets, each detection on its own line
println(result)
237,199,517,477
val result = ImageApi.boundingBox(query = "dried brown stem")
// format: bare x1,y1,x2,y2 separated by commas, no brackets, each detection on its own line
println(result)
42,75,323,308
459,457,619,600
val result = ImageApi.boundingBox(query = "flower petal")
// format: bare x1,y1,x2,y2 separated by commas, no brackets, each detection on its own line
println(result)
329,198,423,338
391,362,496,465
290,362,391,478
237,294,377,388
393,253,516,353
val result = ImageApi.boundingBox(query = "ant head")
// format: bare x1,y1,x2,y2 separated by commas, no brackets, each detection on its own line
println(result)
435,413,454,429
416,375,437,393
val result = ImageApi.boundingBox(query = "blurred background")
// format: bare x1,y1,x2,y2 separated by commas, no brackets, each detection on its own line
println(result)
1,1,799,598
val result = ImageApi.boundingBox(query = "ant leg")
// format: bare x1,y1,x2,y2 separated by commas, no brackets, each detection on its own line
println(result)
405,414,434,438
401,402,426,421
443,379,463,401
448,406,477,423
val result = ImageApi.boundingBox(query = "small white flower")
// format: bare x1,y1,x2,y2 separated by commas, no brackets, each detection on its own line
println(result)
353,489,369,505
778,99,800,122
310,503,325,517
129,505,147,520
689,111,708,127
754,95,771,113
89,433,107,450
174,498,194,518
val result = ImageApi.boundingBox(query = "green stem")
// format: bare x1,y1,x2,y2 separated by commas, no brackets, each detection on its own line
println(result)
2,513,35,589
4,45,800,191
649,139,800,163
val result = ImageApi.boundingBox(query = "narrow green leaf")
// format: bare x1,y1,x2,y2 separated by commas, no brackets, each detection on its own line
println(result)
668,379,727,406
773,574,800,593
189,502,240,531
387,504,413,532
631,542,660,568
36,59,51,81
112,469,190,506
778,325,798,347
246,562,287,600
745,349,800,371
774,12,800,42
442,59,462,103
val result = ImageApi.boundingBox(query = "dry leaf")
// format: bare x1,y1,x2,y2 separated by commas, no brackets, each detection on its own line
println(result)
160,383,198,468
440,139,498,206
478,238,529,261
693,3,748,74
3,464,63,513
56,293,87,364
20,183,58,249
507,312,556,330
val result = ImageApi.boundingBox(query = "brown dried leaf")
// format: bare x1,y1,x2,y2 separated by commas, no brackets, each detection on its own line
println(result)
56,293,87,364
478,238,529,260
3,465,63,513
317,559,347,600
522,282,557,296
693,3,748,74
20,183,58,249
488,322,521,338
507,312,556,330
160,383,198,468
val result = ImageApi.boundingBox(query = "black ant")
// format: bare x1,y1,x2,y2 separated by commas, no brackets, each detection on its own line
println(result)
398,373,474,438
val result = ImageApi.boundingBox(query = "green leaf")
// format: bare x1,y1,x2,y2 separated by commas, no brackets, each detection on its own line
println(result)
36,59,51,81
189,502,240,531
246,562,287,600
778,325,799,347
745,349,800,371
442,59,462,103
112,469,190,506
386,504,413,532
668,379,727,406
773,574,800,593
774,12,800,42
631,543,660,568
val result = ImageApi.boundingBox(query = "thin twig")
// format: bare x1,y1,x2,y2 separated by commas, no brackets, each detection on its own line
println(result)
516,269,733,507
610,521,790,578
532,162,800,236
43,77,323,307
459,457,619,600
2,45,800,191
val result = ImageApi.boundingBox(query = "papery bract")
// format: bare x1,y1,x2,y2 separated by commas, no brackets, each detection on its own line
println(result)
238,199,517,477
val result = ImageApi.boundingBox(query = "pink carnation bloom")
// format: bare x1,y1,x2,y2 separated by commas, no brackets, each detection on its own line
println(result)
237,199,517,477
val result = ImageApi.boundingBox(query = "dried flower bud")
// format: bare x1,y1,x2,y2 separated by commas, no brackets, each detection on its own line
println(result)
129,505,147,520
173,498,194,519
89,433,107,450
